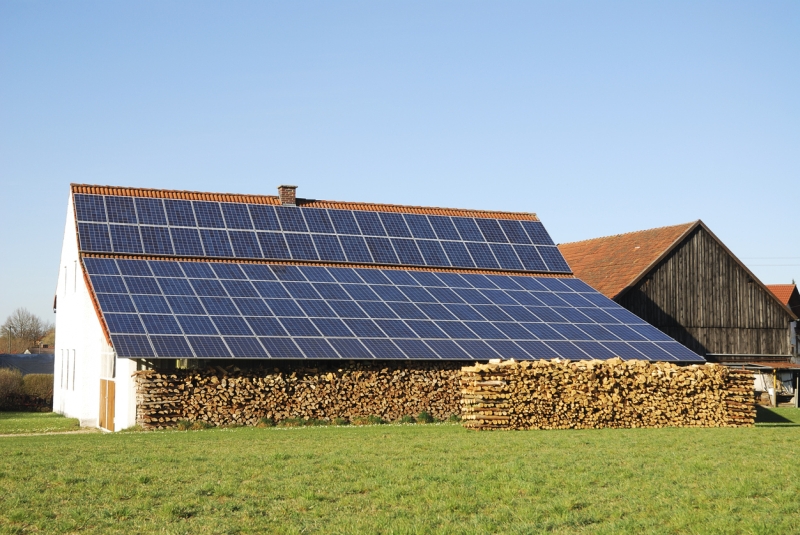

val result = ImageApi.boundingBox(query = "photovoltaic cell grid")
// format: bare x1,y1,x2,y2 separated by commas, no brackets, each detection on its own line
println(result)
73,194,570,273
84,258,703,362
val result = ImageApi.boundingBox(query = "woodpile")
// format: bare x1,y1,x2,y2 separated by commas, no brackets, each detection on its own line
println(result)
461,358,755,430
134,361,461,429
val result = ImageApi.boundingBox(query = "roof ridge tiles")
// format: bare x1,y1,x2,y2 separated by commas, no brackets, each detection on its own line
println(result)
70,183,539,221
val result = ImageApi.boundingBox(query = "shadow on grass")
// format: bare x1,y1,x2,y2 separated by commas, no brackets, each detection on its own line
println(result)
755,406,800,427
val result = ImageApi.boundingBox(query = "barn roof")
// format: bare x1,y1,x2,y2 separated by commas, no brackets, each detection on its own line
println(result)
559,221,798,320
68,184,704,362
558,222,696,299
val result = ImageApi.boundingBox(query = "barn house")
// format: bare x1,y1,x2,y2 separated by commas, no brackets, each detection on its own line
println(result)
558,221,799,405
54,184,703,430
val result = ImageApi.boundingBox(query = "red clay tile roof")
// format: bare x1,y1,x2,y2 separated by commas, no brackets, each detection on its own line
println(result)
70,184,538,221
557,222,697,298
766,284,797,306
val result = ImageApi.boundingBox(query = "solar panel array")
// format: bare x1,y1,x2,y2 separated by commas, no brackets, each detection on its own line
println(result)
73,194,570,273
84,257,703,362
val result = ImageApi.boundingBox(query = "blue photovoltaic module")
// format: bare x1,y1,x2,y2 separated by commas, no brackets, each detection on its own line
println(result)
83,257,704,362
74,194,571,273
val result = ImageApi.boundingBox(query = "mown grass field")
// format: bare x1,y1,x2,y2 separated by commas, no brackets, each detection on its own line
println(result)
1,409,799,534
0,412,81,435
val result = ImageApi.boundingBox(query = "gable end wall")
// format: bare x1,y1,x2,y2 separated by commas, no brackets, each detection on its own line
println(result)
616,226,793,356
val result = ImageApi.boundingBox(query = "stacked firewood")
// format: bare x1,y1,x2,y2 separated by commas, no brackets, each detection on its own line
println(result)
134,361,461,429
461,359,755,430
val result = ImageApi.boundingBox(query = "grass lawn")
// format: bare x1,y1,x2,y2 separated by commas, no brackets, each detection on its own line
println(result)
0,412,81,435
1,409,799,534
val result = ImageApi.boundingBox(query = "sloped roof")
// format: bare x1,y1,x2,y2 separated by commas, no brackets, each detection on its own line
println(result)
65,184,705,362
767,284,797,306
71,184,539,221
558,222,696,299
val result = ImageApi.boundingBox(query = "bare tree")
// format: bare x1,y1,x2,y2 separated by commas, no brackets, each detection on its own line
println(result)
1,308,53,353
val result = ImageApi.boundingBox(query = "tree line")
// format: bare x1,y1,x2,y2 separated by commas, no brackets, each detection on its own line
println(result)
0,308,54,354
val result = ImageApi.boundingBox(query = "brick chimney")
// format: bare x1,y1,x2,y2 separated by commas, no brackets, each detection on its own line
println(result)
278,185,297,206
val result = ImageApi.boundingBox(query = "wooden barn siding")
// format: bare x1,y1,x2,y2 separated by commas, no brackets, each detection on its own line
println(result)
617,227,791,356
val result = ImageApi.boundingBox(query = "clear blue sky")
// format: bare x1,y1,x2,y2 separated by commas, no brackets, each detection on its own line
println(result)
1,1,798,323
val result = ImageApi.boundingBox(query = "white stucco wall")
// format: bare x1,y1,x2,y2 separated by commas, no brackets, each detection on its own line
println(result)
53,192,137,430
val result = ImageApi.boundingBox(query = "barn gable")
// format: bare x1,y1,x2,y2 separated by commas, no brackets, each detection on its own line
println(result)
560,221,798,357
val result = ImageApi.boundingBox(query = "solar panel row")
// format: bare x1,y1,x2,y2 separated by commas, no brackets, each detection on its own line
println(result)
74,194,570,272
84,258,703,362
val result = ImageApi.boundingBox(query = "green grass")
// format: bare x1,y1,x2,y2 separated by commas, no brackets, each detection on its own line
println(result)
0,410,799,534
0,412,81,435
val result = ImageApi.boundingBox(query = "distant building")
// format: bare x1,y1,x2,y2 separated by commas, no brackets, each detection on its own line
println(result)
767,284,800,318
559,220,798,359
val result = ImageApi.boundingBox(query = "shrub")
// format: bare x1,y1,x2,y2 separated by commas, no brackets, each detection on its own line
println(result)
333,417,349,426
175,420,193,430
302,418,329,427
350,415,388,426
190,421,214,430
23,374,53,402
448,413,462,423
0,368,24,407
399,415,416,424
417,411,435,424
278,417,304,427
256,417,275,428
366,415,386,425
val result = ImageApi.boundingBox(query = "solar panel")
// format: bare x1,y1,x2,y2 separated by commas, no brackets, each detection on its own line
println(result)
257,232,291,259
417,240,450,267
221,203,253,230
79,192,699,363
441,241,474,268
353,211,386,236
141,226,174,255
498,220,531,244
404,214,437,239
194,202,226,229
142,314,182,335
75,195,572,273
110,225,143,254
78,223,112,252
365,237,399,264
378,212,412,238
276,206,308,232
301,208,335,234
429,216,461,240
247,317,287,336
229,231,262,258
74,194,107,222
200,229,234,257
249,205,280,231
132,295,170,314
285,233,318,260
170,228,204,256
163,199,197,227
105,196,137,224
136,198,168,226
188,336,231,357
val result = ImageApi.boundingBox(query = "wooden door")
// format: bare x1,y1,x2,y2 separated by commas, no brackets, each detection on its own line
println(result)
99,379,115,431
